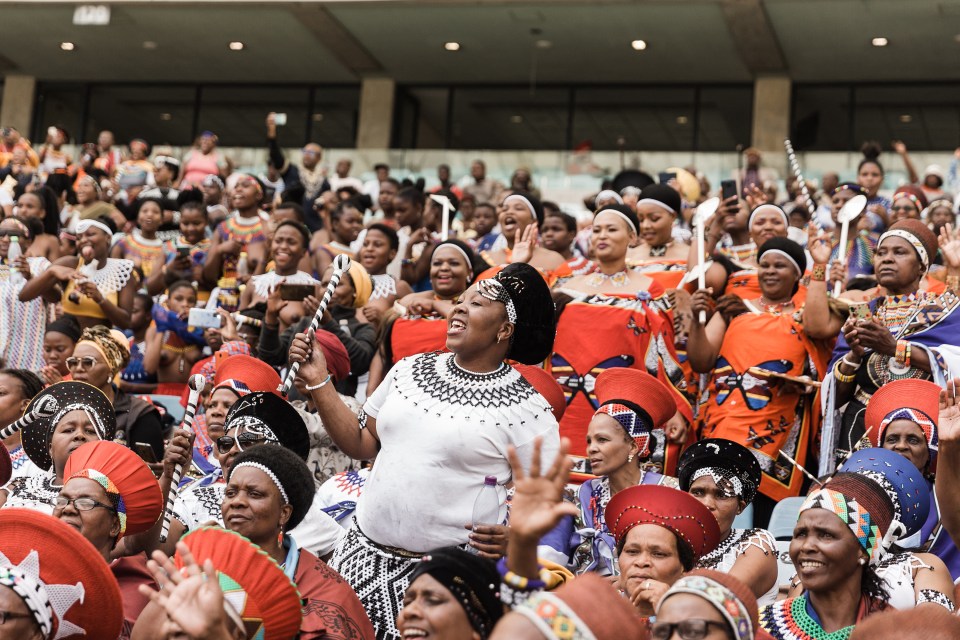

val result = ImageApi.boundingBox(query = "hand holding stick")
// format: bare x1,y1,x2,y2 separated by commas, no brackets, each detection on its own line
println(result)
0,394,59,440
158,374,205,543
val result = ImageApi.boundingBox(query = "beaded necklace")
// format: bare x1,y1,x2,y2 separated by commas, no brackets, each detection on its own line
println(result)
876,292,925,335
586,269,629,288
760,595,855,640
649,242,672,258
720,242,757,264
759,296,794,316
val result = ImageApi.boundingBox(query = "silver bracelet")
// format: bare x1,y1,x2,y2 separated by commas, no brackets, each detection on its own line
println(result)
304,374,331,391
841,354,861,368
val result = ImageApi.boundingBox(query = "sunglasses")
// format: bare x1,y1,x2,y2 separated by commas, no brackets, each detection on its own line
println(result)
216,432,274,454
0,231,19,239
65,356,100,370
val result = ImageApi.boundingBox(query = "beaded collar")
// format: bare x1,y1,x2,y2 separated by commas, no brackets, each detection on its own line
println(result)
760,595,854,640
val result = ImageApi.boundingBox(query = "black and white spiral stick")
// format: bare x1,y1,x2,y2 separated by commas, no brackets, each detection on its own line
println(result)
158,374,206,543
0,394,59,440
784,138,818,219
278,253,352,397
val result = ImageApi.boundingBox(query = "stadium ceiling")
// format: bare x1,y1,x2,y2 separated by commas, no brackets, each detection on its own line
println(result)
1,0,958,85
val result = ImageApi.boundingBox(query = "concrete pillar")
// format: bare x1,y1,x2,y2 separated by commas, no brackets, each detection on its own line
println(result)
0,75,37,136
751,75,791,152
355,77,395,149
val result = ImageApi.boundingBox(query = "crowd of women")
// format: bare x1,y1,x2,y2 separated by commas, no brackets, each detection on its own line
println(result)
0,125,959,639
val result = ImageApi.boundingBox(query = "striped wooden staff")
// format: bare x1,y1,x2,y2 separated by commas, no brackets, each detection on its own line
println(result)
158,374,206,543
0,394,59,439
784,138,818,219
278,253,351,396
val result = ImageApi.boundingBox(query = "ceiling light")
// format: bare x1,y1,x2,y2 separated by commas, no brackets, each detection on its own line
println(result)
510,115,523,124
443,42,460,51
143,41,157,50
631,39,647,51
871,37,888,47
676,116,689,125
899,114,912,123
535,39,552,49
228,41,245,51
312,113,324,122
60,42,75,51
159,113,172,121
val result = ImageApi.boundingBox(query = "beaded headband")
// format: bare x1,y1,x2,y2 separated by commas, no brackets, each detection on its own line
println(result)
77,174,102,195
0,561,53,637
595,402,650,457
636,198,676,215
595,208,637,234
893,191,922,211
881,407,937,452
68,469,127,536
800,488,880,564
748,204,788,230
477,279,517,323
5,218,30,237
691,467,745,500
659,575,753,640
878,229,929,270
515,591,597,640
227,415,279,444
231,461,289,505
759,248,802,276
76,219,113,237
502,194,537,222
434,243,474,275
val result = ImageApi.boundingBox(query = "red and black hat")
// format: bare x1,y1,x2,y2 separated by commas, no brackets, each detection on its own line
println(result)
593,368,677,458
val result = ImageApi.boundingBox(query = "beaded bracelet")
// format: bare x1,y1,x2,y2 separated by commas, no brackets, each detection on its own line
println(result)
499,581,533,607
496,558,547,591
895,340,910,366
401,258,415,266
947,275,959,292
811,263,827,282
305,374,332,391
834,359,856,383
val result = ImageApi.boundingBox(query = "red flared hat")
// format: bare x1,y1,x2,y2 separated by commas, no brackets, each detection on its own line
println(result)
594,368,677,429
514,363,566,422
864,378,940,451
605,485,721,561
0,508,123,639
63,440,163,538
175,527,302,640
213,354,282,397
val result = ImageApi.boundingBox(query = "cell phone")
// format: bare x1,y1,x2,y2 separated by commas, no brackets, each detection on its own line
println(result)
721,179,738,201
134,442,158,464
280,283,317,301
659,172,677,185
850,302,871,321
274,113,288,126
176,246,190,258
188,307,222,329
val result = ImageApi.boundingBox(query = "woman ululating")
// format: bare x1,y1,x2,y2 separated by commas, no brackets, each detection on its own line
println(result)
549,203,690,473
689,238,839,511
21,217,136,330
483,192,566,275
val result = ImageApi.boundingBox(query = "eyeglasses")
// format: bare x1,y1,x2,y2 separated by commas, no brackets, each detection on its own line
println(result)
0,610,34,625
301,149,319,156
216,432,274,454
650,619,730,640
65,356,100,370
52,496,117,513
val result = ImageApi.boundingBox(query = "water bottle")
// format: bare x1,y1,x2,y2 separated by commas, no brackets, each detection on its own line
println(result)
468,475,501,554
7,236,22,284
236,251,249,278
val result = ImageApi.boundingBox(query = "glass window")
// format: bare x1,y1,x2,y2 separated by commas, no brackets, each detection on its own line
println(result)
197,86,311,147
449,87,570,150
393,87,449,149
572,87,696,151
85,85,195,146
33,83,85,145
791,85,852,151
853,84,960,152
308,86,360,149
697,86,753,151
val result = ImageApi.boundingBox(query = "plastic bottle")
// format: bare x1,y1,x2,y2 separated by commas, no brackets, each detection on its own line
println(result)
468,475,501,554
7,236,22,284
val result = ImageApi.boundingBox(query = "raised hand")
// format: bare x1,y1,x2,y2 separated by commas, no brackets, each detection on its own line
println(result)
938,223,960,271
807,224,833,266
940,378,960,443
511,224,538,264
288,330,330,386
506,437,577,544
141,544,228,639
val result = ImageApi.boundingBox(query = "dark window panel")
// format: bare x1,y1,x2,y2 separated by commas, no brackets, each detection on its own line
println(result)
33,84,85,145
697,86,753,152
84,85,195,146
197,86,311,147
393,88,449,149
571,87,697,152
853,84,960,152
791,85,852,151
449,88,569,150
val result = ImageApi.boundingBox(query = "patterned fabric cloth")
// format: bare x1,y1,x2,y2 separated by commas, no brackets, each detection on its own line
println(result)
875,552,954,611
328,521,421,640
2,469,58,515
800,488,880,564
173,470,225,530
0,257,49,371
317,468,369,526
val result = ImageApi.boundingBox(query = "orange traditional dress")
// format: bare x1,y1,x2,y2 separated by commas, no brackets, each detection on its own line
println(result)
698,303,829,501
548,282,691,475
